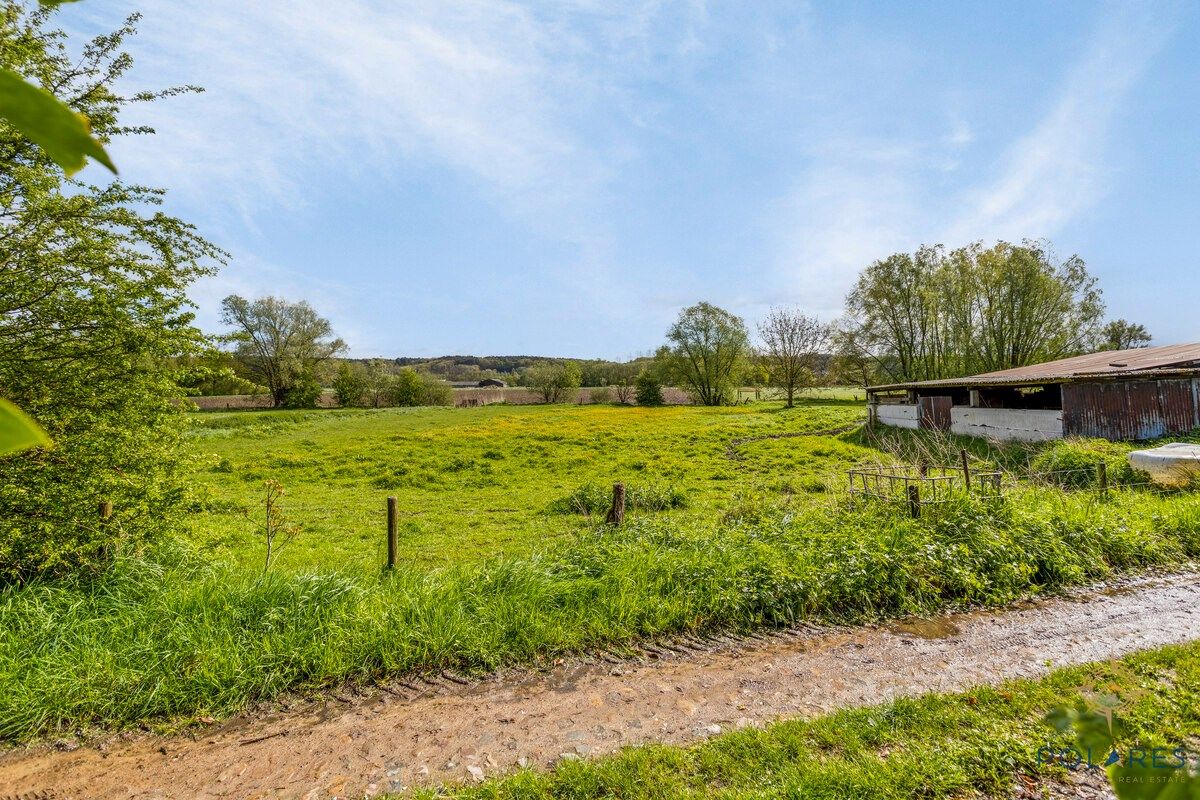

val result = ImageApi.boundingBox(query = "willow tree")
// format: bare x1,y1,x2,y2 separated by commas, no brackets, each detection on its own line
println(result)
0,7,224,582
661,302,750,406
220,295,346,408
842,240,1104,383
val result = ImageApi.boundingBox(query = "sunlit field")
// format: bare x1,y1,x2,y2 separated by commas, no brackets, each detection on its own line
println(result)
185,397,866,571
3,396,1199,742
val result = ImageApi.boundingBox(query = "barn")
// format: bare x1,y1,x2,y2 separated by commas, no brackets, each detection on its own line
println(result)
867,343,1200,442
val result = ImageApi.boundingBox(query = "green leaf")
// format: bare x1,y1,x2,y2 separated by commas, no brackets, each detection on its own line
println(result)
0,68,117,175
1109,761,1200,800
0,398,51,456
38,1,85,6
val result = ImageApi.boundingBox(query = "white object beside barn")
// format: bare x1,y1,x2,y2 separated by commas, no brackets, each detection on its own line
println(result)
1128,443,1200,486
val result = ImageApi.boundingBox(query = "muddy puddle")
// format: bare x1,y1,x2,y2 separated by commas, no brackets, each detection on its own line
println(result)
1,570,1197,799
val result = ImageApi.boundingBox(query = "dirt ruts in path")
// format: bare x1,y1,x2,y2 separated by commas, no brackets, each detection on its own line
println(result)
2,571,1198,800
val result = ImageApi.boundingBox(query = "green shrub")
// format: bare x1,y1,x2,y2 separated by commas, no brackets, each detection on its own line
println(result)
419,375,453,406
1028,439,1140,488
635,371,665,406
549,482,688,515
281,372,322,409
589,386,613,404
332,363,368,407
387,369,452,407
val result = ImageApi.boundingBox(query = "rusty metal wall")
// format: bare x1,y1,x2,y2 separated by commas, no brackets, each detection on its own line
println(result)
1062,379,1198,440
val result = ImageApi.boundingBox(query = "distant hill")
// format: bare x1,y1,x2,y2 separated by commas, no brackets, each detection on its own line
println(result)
340,354,657,387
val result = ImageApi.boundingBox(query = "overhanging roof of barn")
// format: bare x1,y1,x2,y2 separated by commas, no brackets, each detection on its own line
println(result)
868,342,1200,393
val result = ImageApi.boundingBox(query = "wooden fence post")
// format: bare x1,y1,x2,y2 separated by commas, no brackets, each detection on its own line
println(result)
907,484,921,518
1098,462,1108,498
386,496,397,569
606,483,626,526
960,449,971,493
98,500,112,522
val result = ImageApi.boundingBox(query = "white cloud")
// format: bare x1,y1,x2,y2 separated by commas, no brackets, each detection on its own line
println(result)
772,4,1174,319
943,5,1172,243
98,0,614,238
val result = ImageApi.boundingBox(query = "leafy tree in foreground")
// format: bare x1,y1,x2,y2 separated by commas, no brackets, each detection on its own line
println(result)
221,295,346,408
175,349,264,397
0,7,223,582
757,307,829,407
661,302,749,406
1098,319,1152,352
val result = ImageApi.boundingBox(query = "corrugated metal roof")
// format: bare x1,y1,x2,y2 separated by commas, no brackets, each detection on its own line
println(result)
869,342,1200,393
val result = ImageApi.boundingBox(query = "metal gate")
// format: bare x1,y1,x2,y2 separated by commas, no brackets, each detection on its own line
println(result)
918,395,953,431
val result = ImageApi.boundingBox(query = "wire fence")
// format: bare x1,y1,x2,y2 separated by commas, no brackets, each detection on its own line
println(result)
847,450,1198,516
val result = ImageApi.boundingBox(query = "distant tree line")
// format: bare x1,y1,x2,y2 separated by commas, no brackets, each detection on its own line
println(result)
206,240,1156,411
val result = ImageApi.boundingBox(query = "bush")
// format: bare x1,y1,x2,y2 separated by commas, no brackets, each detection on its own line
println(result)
526,362,582,404
635,370,665,406
419,376,453,406
280,372,323,409
589,386,612,404
1029,439,1141,488
386,369,452,407
549,482,688,515
332,363,367,407
0,9,223,583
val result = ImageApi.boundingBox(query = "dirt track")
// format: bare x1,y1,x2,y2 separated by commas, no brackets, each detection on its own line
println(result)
2,570,1197,800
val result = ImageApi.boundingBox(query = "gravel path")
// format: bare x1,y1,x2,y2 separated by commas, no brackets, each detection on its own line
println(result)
2,570,1197,800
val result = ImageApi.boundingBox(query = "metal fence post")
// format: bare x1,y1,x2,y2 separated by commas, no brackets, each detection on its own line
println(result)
386,496,397,569
907,484,921,518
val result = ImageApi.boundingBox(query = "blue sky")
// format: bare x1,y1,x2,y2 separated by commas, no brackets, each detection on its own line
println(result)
67,1,1198,358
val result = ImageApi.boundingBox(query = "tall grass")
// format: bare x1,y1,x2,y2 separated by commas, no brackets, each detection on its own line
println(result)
1,488,1198,741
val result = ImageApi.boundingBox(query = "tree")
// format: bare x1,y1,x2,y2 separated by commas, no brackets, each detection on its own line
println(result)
385,368,452,407
1097,319,1152,351
634,369,665,406
0,8,224,581
174,349,263,396
363,360,391,408
828,323,889,390
332,362,368,407
842,240,1104,383
220,295,346,408
526,361,582,403
611,362,638,405
757,308,829,407
661,302,750,406
386,368,424,406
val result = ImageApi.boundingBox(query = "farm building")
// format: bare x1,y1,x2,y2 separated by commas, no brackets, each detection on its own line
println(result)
867,343,1200,442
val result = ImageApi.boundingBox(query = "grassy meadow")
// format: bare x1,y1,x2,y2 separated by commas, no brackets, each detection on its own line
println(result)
2,395,1199,742
185,396,865,571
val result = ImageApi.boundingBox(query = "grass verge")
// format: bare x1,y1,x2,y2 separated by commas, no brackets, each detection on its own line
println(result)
419,641,1200,798
1,487,1198,742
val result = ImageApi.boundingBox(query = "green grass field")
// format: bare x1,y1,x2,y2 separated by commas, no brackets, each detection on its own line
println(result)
186,398,866,571
2,397,1199,743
